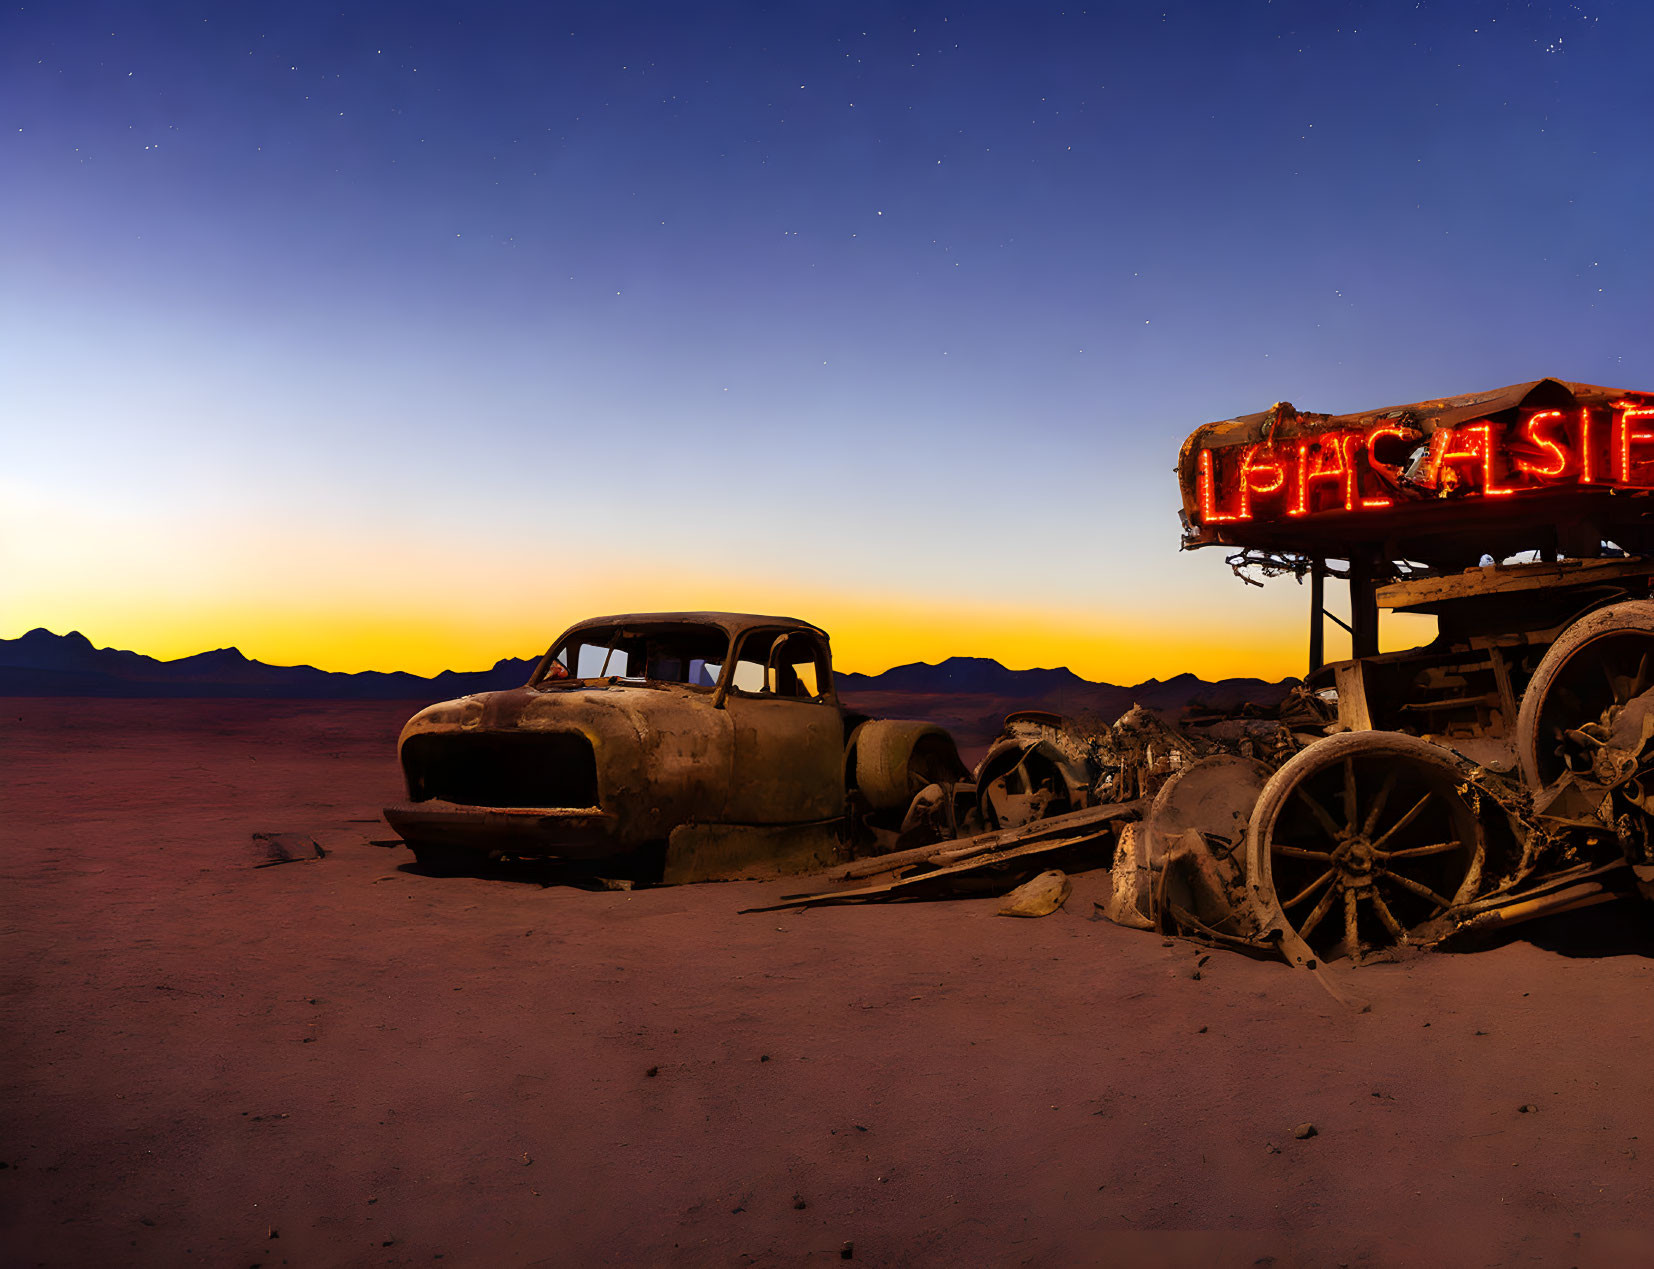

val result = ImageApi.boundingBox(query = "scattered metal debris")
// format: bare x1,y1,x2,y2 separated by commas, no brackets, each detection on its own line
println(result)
997,870,1073,917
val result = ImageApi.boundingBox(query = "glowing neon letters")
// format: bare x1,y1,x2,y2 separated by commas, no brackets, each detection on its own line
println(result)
1193,403,1654,526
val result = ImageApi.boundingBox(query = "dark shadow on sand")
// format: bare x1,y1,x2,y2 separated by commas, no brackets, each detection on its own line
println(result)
1443,896,1654,960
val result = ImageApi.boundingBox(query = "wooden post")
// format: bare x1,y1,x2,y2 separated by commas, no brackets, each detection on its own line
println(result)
1309,558,1326,673
1350,554,1380,659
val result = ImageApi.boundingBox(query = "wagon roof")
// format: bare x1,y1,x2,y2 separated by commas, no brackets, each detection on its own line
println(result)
1183,378,1636,455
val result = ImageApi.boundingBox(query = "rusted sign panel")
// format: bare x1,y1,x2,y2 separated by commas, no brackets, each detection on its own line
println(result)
1178,378,1654,565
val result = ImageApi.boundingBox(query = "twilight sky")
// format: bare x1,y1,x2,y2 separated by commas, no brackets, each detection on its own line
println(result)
4,1,1650,681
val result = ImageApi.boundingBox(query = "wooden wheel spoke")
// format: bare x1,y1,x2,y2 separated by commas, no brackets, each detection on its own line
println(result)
1377,840,1461,860
1360,768,1398,838
1343,887,1361,954
1272,844,1333,861
1370,888,1408,941
1371,791,1434,852
1281,869,1334,910
1342,758,1359,833
1377,868,1454,912
1294,785,1344,839
1297,882,1339,939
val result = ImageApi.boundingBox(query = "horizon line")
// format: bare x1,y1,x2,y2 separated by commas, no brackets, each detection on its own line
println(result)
1,625,1295,689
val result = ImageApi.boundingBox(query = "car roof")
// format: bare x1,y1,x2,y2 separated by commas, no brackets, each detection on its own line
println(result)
558,612,829,642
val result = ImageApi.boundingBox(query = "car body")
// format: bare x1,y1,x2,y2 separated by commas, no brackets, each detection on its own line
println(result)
384,611,963,882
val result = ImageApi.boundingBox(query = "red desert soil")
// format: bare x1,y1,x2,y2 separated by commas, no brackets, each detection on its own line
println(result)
3,698,1653,1267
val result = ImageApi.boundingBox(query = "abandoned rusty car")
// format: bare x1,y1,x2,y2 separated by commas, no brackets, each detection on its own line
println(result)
385,612,965,883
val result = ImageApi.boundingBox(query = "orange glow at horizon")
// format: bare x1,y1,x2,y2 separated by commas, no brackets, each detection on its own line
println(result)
3,593,1317,686
2,561,1452,690
3,478,1433,691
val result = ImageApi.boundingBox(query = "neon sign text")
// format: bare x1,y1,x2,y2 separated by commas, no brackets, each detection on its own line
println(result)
1193,403,1654,526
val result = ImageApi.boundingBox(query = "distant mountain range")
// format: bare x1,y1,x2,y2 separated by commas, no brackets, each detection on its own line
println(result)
0,628,538,700
0,630,1294,724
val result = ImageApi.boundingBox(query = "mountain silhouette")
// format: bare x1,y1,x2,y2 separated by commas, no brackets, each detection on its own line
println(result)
0,630,1294,722
836,656,1091,695
0,629,538,699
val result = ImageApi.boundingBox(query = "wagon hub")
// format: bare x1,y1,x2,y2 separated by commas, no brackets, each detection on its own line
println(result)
1331,835,1376,889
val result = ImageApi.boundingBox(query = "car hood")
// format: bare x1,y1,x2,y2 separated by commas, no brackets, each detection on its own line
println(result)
398,682,722,745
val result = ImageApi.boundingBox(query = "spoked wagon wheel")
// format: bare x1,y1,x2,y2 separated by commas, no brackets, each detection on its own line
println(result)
1245,732,1485,965
1515,600,1654,790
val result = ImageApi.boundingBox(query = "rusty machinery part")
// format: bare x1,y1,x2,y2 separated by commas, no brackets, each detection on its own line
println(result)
997,710,1105,768
974,737,1092,831
849,720,969,814
1146,756,1273,941
1147,754,1272,853
1515,599,1654,791
1245,732,1490,965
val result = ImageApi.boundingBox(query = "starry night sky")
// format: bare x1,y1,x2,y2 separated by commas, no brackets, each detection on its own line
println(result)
4,1,1650,679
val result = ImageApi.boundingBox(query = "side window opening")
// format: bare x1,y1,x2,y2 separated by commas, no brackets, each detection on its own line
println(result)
730,630,831,701
770,640,823,697
730,655,766,693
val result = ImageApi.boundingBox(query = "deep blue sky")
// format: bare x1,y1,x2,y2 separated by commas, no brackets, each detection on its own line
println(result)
4,1,1650,677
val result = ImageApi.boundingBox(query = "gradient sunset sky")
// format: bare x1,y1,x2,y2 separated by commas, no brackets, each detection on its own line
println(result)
5,1,1650,681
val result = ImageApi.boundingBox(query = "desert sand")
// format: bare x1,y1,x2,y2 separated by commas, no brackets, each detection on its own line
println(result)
3,698,1653,1267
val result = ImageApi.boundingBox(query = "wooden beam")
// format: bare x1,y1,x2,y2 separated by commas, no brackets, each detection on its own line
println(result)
1376,556,1654,612
1309,558,1326,673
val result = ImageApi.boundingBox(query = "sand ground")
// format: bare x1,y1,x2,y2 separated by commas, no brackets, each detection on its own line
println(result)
3,699,1653,1267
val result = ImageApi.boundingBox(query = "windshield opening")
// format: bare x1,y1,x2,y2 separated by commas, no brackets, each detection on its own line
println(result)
533,624,732,689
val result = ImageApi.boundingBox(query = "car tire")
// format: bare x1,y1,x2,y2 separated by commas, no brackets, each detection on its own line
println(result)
853,720,967,813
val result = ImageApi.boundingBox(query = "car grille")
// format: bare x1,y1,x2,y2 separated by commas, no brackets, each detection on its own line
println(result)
401,731,599,808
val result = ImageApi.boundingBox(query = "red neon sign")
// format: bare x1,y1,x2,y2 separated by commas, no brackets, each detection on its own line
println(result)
1515,410,1570,478
1613,400,1654,486
1193,402,1653,527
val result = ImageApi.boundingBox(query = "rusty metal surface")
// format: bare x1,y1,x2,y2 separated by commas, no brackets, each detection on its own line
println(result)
765,635,1652,968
